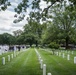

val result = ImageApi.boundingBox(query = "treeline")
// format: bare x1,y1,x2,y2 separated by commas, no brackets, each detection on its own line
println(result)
0,18,76,49
0,0,76,49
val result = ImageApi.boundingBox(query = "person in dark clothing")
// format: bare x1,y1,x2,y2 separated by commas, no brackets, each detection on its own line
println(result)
17,46,21,51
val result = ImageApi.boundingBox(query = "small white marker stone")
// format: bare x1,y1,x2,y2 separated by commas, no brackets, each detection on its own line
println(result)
59,52,61,57
43,64,46,75
56,52,58,56
14,51,16,57
8,55,10,61
2,57,5,65
47,73,52,75
62,53,64,58
74,57,76,64
39,57,41,63
11,54,13,59
41,59,43,69
67,54,70,60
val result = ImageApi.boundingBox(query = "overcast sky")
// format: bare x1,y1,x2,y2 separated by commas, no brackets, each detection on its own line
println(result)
0,0,48,35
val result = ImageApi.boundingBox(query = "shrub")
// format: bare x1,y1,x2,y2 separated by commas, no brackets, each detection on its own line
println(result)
48,42,60,49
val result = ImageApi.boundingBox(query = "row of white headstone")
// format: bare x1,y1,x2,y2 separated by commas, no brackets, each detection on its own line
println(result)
2,51,20,65
35,49,52,75
42,49,76,65
55,51,76,64
2,48,29,65
59,50,74,55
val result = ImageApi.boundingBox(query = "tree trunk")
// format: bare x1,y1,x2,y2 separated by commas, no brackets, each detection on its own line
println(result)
65,37,69,49
30,42,32,47
36,41,38,47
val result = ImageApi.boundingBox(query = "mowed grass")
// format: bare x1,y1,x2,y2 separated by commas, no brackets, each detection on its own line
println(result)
0,48,76,75
38,48,76,75
0,51,14,65
0,48,42,75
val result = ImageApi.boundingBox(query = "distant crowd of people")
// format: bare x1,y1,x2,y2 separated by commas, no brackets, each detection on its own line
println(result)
0,45,26,52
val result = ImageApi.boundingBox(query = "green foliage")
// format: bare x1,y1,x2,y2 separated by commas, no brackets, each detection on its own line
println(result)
40,1,76,49
23,18,43,47
13,29,25,45
32,0,40,9
0,0,11,11
13,29,23,37
48,42,60,49
16,35,25,45
24,33,38,46
0,33,16,45
41,22,60,46
1,0,76,48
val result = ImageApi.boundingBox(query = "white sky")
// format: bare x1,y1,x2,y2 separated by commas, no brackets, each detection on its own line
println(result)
0,0,23,34
0,0,49,34
0,0,69,35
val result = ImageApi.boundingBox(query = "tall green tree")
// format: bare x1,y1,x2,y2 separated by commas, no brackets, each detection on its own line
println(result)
23,18,43,47
13,29,24,45
52,4,76,49
41,1,76,49
0,33,15,45
13,29,23,37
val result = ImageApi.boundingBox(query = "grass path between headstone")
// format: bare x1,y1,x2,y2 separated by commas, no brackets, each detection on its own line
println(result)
38,48,76,75
0,48,42,75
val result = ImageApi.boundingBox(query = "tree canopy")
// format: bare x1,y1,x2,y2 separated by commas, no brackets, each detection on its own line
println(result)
0,0,76,49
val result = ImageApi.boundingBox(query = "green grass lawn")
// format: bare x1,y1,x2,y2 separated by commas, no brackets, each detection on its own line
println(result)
38,48,76,75
0,48,76,75
0,48,42,75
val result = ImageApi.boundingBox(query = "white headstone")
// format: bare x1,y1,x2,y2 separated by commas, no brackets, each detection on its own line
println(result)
62,53,64,58
11,54,13,59
47,73,52,75
56,52,58,56
8,55,10,61
59,52,61,57
39,56,41,63
74,57,76,64
14,51,16,57
2,57,5,65
43,64,46,75
41,59,43,69
67,54,70,60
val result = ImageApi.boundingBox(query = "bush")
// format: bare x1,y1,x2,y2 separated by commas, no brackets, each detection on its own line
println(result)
48,42,60,49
